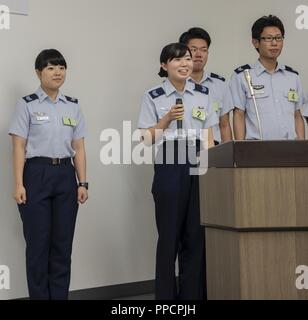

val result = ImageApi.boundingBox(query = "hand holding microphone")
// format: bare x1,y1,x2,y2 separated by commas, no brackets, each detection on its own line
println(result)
166,99,184,122
175,98,184,138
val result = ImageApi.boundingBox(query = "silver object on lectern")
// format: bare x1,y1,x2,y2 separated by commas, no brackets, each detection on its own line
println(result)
244,69,263,140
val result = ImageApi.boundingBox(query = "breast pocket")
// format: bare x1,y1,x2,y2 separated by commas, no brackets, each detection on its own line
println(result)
246,89,271,114
61,116,77,141
29,115,52,139
282,91,297,115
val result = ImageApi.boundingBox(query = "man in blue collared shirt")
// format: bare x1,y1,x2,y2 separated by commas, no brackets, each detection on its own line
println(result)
230,15,305,140
179,27,233,144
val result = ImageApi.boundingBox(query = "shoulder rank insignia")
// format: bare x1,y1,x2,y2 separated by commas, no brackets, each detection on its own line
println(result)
194,84,209,95
149,87,165,99
285,65,299,75
234,64,251,74
22,94,39,103
65,96,78,104
210,72,225,82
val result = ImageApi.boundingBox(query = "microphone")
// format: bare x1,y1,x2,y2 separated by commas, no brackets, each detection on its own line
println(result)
243,69,263,140
176,98,184,138
176,98,183,129
244,69,254,96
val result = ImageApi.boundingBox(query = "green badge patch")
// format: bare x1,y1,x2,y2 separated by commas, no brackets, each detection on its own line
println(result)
288,90,299,103
62,117,77,127
192,107,206,121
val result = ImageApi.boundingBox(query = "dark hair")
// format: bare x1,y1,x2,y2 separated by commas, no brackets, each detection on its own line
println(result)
252,15,285,40
158,43,192,78
179,27,211,48
35,49,67,71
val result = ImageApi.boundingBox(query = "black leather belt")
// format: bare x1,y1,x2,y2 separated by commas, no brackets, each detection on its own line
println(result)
26,157,72,165
163,139,201,148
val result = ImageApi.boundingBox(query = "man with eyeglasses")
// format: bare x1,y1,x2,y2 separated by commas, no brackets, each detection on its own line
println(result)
230,15,305,140
179,27,233,144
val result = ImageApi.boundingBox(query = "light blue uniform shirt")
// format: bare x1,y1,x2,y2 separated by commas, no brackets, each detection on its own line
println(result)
138,78,218,144
190,72,233,143
8,87,87,158
229,60,304,140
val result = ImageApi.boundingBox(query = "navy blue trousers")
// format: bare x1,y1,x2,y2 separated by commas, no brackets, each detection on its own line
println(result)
152,141,206,300
18,161,78,300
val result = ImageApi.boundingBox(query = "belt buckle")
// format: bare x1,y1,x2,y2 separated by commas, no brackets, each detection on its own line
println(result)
52,158,61,165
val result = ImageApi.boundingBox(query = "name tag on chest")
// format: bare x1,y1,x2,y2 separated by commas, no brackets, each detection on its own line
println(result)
62,117,77,127
36,116,49,121
288,91,299,102
192,107,206,121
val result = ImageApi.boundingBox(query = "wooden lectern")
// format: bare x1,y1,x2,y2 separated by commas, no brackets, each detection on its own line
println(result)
199,141,308,300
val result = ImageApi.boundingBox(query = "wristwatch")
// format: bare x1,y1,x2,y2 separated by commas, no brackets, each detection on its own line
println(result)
78,182,89,190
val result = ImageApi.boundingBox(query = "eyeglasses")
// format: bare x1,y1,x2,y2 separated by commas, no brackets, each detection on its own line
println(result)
189,47,208,54
259,35,284,42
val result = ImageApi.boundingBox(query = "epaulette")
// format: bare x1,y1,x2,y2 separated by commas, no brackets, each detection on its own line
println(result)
23,94,39,103
65,96,78,104
210,72,225,82
285,66,299,75
148,87,165,99
234,64,251,74
194,84,209,95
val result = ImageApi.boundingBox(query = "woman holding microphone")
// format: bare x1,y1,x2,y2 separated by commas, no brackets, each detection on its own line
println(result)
138,43,218,300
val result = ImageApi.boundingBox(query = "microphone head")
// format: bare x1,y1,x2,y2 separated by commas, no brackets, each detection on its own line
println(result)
176,98,183,105
243,69,251,83
243,69,254,95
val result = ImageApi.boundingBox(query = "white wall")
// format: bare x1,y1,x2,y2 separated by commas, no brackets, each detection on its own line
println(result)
1,0,308,299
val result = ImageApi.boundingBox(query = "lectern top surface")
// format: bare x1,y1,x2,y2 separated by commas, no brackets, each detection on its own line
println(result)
206,140,308,168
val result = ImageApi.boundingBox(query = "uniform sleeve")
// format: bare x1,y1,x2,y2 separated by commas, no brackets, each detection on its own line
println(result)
295,75,305,111
137,92,158,129
220,84,234,117
229,72,247,111
204,96,219,129
73,104,87,140
301,91,308,117
8,98,30,139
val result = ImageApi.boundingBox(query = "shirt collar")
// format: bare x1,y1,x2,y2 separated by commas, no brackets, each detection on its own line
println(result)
163,78,194,96
200,72,211,84
188,72,211,85
254,59,284,77
58,92,68,103
36,87,67,103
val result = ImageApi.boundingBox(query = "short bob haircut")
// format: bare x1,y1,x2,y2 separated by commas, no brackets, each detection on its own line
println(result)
35,49,67,71
158,43,192,78
179,27,211,48
252,15,285,40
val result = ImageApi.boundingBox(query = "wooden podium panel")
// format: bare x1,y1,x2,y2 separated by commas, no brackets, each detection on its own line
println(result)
200,168,308,228
199,141,308,300
205,229,308,300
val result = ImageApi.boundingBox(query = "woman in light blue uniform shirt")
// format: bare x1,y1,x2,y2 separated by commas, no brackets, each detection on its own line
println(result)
138,43,218,300
9,49,88,300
